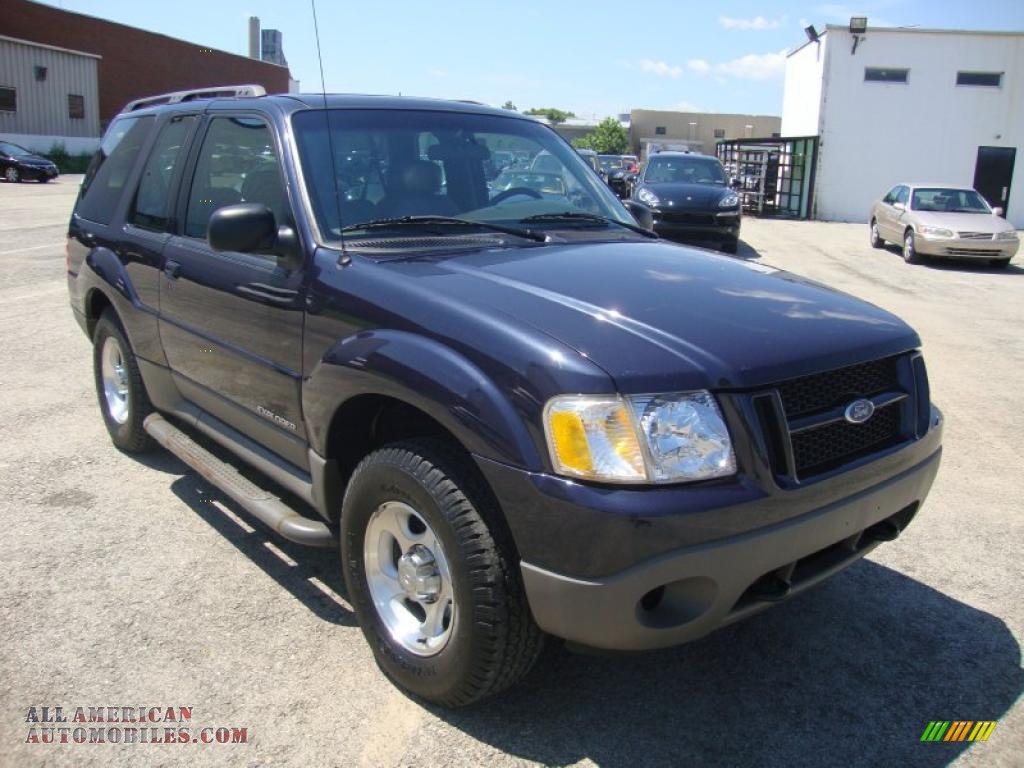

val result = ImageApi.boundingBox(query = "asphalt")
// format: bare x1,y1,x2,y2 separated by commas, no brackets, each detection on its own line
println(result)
1,177,1021,767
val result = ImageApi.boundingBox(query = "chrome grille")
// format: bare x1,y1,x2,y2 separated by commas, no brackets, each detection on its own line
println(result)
957,232,994,240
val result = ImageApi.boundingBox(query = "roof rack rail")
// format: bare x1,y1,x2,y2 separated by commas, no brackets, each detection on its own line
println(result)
122,84,266,113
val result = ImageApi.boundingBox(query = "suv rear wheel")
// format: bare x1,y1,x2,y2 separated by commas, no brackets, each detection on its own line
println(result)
341,439,543,706
92,310,154,452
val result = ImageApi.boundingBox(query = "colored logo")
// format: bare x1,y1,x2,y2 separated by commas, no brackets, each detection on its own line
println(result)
920,721,997,742
844,398,875,424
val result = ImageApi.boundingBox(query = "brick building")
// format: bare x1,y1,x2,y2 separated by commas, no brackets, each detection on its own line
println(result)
2,0,290,147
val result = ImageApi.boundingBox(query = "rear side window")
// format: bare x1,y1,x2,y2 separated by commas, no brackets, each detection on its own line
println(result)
77,116,153,224
184,116,287,239
130,116,196,232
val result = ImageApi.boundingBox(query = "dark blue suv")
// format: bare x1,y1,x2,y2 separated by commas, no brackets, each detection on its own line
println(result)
67,87,942,706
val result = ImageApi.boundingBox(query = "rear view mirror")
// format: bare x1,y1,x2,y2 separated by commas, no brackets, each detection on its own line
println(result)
208,203,277,253
993,206,1004,217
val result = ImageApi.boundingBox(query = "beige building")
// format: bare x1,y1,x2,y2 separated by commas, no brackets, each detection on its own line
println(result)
630,109,781,159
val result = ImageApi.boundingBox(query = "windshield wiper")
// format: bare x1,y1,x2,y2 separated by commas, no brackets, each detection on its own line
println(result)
950,208,985,213
340,215,547,242
520,211,658,238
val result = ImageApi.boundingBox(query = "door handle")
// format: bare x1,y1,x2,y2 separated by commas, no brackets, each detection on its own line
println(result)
164,260,182,280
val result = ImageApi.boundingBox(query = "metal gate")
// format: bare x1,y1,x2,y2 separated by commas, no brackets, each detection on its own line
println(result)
716,136,818,219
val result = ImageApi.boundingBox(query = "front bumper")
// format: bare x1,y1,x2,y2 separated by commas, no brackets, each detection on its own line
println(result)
915,235,1019,259
475,409,942,651
20,164,59,180
651,210,740,242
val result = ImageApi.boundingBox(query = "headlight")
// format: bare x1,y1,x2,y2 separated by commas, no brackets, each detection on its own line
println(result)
718,192,740,208
996,231,1019,241
543,392,735,484
919,226,954,238
636,187,660,207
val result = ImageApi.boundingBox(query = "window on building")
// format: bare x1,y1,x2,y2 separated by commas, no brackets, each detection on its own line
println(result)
713,128,725,139
130,116,196,232
68,94,85,120
771,132,781,138
0,87,16,112
956,71,1002,87
654,126,667,135
865,67,908,83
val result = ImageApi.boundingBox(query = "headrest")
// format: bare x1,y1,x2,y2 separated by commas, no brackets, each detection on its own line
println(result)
400,160,443,195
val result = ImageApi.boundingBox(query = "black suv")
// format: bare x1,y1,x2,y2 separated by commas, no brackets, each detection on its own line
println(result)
67,88,942,707
631,151,741,252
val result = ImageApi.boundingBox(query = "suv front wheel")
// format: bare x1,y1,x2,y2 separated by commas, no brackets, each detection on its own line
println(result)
341,439,543,706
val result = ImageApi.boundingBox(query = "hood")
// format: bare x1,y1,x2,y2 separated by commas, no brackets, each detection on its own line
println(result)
388,241,920,393
15,153,53,166
912,210,1014,234
643,181,729,208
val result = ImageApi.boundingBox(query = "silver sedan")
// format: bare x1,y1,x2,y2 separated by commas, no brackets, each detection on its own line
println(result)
869,183,1019,267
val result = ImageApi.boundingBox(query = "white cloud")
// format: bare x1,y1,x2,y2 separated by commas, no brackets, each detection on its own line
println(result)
639,59,683,78
715,50,788,80
719,15,783,30
687,59,711,75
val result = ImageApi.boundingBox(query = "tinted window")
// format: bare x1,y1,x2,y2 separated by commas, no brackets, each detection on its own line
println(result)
76,115,153,225
882,186,900,204
655,126,666,135
894,186,909,205
0,141,31,157
713,128,725,139
0,87,15,112
130,116,195,232
865,67,908,83
185,116,287,239
957,71,1001,87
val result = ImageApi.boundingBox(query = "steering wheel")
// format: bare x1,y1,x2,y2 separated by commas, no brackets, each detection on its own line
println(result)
490,187,543,204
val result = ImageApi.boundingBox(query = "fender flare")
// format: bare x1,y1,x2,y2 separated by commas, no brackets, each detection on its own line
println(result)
304,329,543,470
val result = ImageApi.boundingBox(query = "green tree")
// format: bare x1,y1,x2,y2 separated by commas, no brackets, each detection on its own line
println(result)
501,100,517,111
524,107,576,124
572,117,629,154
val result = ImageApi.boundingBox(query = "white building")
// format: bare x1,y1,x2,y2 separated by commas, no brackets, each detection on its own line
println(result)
783,25,1024,227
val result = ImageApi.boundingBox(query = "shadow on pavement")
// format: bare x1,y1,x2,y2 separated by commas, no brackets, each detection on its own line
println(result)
435,560,1021,768
167,470,356,628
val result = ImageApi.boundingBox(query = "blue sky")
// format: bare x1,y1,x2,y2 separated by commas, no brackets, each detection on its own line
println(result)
37,0,1024,118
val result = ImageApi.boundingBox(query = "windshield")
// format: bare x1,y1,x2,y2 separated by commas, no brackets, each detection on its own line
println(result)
598,155,622,171
292,109,632,241
0,142,32,157
644,156,727,185
911,188,991,213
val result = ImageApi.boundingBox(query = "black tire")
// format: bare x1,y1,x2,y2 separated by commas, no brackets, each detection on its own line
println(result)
869,219,885,248
990,258,1011,269
92,310,154,453
903,229,921,264
720,237,739,255
3,166,21,183
341,439,543,706
39,177,51,183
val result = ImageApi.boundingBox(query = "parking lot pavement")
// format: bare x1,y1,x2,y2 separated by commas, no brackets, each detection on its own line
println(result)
1,179,1021,767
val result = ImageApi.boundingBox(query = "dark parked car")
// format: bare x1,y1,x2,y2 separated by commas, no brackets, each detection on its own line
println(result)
0,141,59,183
67,87,942,707
632,151,741,252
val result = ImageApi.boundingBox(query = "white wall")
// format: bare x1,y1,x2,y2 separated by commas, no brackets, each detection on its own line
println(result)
813,27,1024,227
781,36,827,137
0,132,99,154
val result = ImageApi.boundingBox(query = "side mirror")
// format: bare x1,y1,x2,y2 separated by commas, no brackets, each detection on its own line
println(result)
209,203,277,253
892,201,906,211
623,199,654,231
209,203,302,269
992,206,1004,217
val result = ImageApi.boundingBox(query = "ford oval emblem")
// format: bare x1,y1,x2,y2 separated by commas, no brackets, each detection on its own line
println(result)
844,398,875,424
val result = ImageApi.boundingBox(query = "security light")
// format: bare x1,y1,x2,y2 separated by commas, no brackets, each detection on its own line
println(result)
850,16,868,33
804,25,820,43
